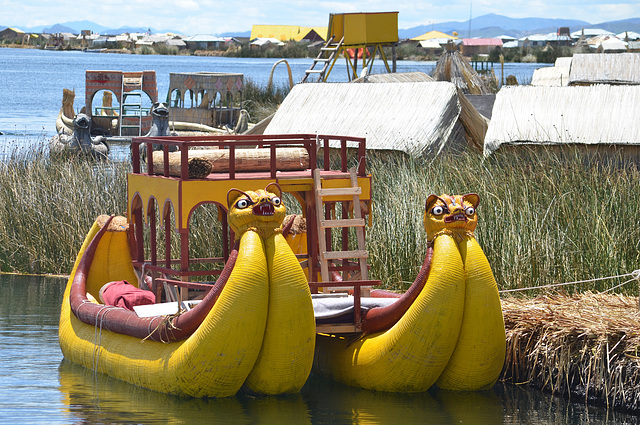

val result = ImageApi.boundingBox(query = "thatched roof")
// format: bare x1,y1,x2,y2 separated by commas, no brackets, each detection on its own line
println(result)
531,57,572,87
351,71,434,83
569,53,640,85
264,81,487,155
484,85,640,155
433,50,493,95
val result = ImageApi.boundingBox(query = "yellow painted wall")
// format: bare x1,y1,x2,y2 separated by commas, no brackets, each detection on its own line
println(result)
328,12,398,46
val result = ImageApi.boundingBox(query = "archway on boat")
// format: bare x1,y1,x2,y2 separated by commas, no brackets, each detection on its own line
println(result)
184,89,196,108
87,89,120,136
169,89,182,108
89,89,120,117
129,194,179,272
212,91,222,107
130,193,145,266
196,90,208,108
129,197,182,300
186,201,231,282
121,87,154,119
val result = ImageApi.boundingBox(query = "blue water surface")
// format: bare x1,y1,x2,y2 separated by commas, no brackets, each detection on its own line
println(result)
0,47,545,140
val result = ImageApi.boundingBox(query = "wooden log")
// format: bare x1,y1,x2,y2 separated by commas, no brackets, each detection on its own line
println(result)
150,152,213,179
206,147,309,172
151,147,309,177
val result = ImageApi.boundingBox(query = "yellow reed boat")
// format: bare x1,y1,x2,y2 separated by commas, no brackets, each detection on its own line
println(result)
58,134,372,397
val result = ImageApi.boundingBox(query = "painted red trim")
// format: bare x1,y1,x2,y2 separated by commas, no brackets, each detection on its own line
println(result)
361,245,434,334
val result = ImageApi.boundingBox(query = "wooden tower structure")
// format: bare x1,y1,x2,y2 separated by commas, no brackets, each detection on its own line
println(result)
302,12,399,83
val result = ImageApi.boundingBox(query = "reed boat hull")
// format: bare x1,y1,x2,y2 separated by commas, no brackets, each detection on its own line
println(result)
313,231,506,393
313,234,467,392
58,219,270,398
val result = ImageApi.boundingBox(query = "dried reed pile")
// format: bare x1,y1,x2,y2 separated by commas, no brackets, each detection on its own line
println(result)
502,291,640,412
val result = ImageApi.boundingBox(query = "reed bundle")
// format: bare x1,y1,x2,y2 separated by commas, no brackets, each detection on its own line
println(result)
502,291,640,412
433,50,493,95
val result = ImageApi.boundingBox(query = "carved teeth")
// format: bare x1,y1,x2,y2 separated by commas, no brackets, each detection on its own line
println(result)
444,213,467,223
253,203,274,216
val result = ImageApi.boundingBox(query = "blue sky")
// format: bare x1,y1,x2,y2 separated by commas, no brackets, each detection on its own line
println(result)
3,0,638,34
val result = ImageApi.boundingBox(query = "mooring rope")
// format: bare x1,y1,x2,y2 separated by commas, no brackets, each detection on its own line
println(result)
91,304,115,379
499,269,640,293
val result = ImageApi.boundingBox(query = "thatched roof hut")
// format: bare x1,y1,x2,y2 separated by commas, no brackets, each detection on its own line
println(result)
351,71,434,83
264,81,487,155
531,57,572,87
569,53,640,85
433,49,493,95
484,85,640,156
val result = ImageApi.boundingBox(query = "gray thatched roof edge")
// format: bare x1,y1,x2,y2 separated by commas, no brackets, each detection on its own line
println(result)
484,85,640,155
351,71,435,83
265,82,467,156
569,53,640,85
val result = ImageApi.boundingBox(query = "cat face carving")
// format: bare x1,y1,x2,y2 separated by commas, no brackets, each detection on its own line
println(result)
227,183,286,240
423,194,479,241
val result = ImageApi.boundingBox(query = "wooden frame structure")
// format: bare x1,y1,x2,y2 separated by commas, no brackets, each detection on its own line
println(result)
303,12,399,82
167,72,243,128
127,134,378,330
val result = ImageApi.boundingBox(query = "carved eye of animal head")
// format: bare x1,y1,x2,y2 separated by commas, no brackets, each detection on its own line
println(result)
423,193,479,241
227,183,286,240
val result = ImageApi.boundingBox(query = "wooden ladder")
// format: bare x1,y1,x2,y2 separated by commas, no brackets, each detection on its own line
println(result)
120,72,144,136
301,36,344,83
313,168,370,294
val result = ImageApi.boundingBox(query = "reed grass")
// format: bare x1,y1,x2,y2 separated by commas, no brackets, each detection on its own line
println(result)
242,78,289,123
0,144,128,274
366,147,640,294
1,140,639,298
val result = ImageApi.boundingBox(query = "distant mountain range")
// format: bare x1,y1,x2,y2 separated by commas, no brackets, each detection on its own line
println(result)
399,14,640,38
2,14,640,39
1,20,180,36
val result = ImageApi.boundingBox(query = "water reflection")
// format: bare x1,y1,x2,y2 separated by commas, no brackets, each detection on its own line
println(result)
59,361,507,425
59,359,312,424
4,274,640,424
57,340,640,425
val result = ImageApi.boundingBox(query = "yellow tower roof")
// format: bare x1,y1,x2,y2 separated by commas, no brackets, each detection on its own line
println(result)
411,30,458,41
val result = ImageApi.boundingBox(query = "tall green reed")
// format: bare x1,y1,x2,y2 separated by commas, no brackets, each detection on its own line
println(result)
367,148,640,294
1,141,639,296
0,146,128,274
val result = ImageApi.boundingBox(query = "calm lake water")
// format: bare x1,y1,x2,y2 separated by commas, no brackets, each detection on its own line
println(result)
1,274,638,424
0,47,547,141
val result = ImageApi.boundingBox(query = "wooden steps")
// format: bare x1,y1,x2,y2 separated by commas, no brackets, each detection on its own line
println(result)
301,36,344,83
